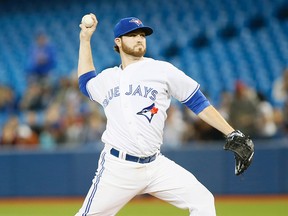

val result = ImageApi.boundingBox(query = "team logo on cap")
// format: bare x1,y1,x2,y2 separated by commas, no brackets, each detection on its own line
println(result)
129,18,143,26
137,103,158,123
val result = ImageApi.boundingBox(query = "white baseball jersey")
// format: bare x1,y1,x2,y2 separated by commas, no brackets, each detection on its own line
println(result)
85,58,199,156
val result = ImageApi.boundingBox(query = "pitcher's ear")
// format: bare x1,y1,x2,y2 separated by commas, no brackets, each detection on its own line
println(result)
114,37,121,46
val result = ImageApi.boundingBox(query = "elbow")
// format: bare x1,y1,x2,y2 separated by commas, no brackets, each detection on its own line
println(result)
183,89,211,114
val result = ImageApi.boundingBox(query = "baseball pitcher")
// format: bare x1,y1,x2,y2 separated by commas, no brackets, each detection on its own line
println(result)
75,14,254,216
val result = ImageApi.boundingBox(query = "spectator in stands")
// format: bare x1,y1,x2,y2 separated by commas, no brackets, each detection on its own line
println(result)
163,102,186,148
62,102,85,148
218,90,233,121
182,93,224,143
39,102,65,147
16,124,39,149
255,92,277,139
0,116,19,147
272,68,288,107
39,127,57,150
23,111,43,137
53,73,99,147
182,107,197,143
0,116,39,149
19,82,50,111
228,80,259,137
81,108,106,148
272,68,288,136
0,85,18,115
26,31,57,85
189,119,224,141
282,98,288,136
54,73,85,114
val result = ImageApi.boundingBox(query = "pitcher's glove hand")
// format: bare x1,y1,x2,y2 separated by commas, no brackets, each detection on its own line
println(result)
224,130,254,175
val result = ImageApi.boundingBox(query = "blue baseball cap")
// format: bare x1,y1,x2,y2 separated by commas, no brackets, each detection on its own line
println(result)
114,17,153,38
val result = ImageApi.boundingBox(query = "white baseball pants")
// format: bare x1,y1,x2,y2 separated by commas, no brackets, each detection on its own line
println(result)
75,146,216,216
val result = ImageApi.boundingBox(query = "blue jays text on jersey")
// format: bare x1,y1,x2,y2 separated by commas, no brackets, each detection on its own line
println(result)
102,84,159,108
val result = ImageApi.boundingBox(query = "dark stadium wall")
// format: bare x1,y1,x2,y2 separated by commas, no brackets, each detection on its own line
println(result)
0,140,287,197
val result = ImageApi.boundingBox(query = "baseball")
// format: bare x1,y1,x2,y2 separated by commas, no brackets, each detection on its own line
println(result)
82,14,94,28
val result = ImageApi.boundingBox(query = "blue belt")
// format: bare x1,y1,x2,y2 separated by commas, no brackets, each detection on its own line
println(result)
110,148,157,164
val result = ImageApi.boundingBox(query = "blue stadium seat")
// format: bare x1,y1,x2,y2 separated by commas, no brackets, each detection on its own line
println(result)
0,0,287,107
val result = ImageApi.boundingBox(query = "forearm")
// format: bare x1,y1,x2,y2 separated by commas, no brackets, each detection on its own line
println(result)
198,105,234,136
78,40,95,77
77,13,98,77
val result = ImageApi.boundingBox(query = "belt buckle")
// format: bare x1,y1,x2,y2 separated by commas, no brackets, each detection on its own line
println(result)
137,157,143,163
132,153,157,163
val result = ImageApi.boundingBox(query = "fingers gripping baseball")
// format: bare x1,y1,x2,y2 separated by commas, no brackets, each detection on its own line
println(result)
79,13,98,40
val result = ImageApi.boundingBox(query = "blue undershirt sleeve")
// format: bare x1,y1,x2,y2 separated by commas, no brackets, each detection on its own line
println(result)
78,71,97,98
182,89,211,115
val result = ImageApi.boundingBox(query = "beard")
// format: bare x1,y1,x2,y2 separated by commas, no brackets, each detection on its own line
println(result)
121,42,146,57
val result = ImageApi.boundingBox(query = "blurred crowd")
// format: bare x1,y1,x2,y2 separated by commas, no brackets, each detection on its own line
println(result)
0,72,106,150
0,32,288,151
0,32,105,150
1,67,287,151
164,68,288,149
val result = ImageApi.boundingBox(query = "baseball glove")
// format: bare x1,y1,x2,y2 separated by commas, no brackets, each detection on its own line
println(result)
224,130,254,175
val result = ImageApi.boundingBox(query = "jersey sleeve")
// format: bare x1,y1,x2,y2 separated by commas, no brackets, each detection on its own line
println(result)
78,71,102,103
85,73,107,104
164,62,200,102
78,71,97,98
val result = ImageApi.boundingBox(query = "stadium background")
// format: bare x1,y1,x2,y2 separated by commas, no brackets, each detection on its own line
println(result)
1,0,288,103
0,0,288,198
